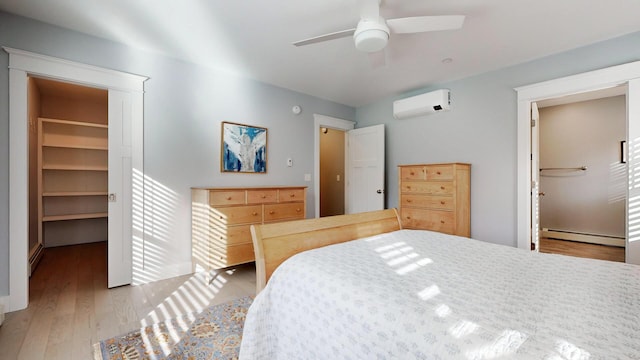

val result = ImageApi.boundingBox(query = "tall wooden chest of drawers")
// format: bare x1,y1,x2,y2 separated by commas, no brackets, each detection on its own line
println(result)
398,163,470,237
191,186,307,271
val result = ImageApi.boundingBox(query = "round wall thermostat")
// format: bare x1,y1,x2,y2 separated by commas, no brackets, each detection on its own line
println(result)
292,105,302,115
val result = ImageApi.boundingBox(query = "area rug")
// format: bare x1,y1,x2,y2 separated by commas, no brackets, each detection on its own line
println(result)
93,296,253,360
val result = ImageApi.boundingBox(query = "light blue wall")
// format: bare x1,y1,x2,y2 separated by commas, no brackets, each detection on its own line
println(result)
356,31,640,247
0,11,355,295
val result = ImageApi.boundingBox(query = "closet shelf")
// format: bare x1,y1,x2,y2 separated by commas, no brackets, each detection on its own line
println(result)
34,79,109,249
42,212,108,222
40,117,108,129
43,164,108,171
43,191,108,197
42,143,108,151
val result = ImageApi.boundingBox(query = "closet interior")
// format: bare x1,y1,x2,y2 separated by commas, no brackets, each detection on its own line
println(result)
28,77,109,275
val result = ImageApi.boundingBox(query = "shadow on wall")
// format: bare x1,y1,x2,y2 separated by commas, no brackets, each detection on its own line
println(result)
628,137,640,246
133,169,182,285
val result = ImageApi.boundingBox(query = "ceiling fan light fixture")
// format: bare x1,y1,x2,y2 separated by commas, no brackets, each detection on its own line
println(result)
353,18,389,52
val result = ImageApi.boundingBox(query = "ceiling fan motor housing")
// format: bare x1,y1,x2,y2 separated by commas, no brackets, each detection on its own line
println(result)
353,17,390,52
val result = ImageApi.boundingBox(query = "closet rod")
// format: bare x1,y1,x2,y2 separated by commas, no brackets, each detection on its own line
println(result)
539,166,587,171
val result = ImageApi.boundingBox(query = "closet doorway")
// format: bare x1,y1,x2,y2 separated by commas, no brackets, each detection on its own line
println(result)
6,47,145,312
536,88,626,262
28,77,109,275
313,114,385,218
319,127,346,217
516,60,640,266
313,114,354,218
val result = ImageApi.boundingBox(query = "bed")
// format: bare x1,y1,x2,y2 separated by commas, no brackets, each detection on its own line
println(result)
240,209,640,359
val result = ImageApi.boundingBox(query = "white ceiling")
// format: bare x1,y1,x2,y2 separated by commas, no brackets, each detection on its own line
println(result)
1,0,640,107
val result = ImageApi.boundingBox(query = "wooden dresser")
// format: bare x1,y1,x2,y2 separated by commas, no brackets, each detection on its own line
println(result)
191,186,307,272
398,163,470,237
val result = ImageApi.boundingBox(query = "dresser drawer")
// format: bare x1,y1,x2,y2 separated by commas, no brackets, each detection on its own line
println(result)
400,166,426,181
212,205,262,225
425,165,454,180
401,194,453,210
400,181,453,195
401,208,454,234
209,190,246,206
279,188,305,202
193,186,307,270
264,202,305,222
220,224,252,246
210,243,255,267
247,189,277,204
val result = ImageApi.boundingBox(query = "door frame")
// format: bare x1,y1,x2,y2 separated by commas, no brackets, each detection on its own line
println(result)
515,60,640,265
313,114,355,218
4,47,146,311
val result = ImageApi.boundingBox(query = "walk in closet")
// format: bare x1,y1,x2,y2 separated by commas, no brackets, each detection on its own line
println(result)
28,77,109,274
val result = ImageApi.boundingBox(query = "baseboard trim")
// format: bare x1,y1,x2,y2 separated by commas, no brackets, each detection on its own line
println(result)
542,228,625,247
0,296,7,325
28,243,44,277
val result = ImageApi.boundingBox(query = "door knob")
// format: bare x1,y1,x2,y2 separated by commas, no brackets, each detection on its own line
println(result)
376,189,384,194
538,192,545,196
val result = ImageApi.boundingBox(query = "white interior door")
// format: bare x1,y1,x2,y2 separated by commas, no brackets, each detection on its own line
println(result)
346,124,385,214
531,102,540,251
108,90,133,287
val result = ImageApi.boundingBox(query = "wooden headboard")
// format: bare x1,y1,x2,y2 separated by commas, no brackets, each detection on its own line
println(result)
250,208,402,293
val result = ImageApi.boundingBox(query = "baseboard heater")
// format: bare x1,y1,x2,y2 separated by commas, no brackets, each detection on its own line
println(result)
542,228,625,247
28,243,44,277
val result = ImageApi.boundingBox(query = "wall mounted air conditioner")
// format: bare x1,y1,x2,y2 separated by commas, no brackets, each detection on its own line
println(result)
393,89,451,120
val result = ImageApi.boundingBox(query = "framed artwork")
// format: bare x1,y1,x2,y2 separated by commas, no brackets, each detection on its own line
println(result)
221,121,267,173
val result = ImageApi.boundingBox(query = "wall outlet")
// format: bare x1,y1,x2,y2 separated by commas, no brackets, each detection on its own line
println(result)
287,158,293,167
304,174,311,181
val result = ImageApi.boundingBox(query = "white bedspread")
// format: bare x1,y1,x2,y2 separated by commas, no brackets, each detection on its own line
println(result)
239,230,640,359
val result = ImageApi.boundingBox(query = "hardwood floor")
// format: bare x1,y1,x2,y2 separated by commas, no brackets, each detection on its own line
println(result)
0,242,256,360
539,237,625,262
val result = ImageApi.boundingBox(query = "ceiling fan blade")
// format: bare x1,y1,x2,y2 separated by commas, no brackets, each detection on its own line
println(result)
386,15,465,34
359,0,380,20
368,50,386,69
293,28,356,47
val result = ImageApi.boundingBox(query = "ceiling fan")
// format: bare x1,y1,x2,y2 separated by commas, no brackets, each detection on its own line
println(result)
292,0,465,53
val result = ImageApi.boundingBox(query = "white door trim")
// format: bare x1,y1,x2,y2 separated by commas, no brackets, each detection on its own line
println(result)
313,114,355,218
4,47,147,311
515,60,640,265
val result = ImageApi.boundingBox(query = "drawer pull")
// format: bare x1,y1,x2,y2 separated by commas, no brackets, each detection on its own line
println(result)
440,186,445,190
406,216,411,220
269,211,275,214
296,208,301,212
226,196,232,200
436,171,441,175
261,195,266,199
440,220,445,224
219,215,224,219
252,212,258,216
406,199,412,203
289,194,295,198
410,171,415,176
440,201,445,205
